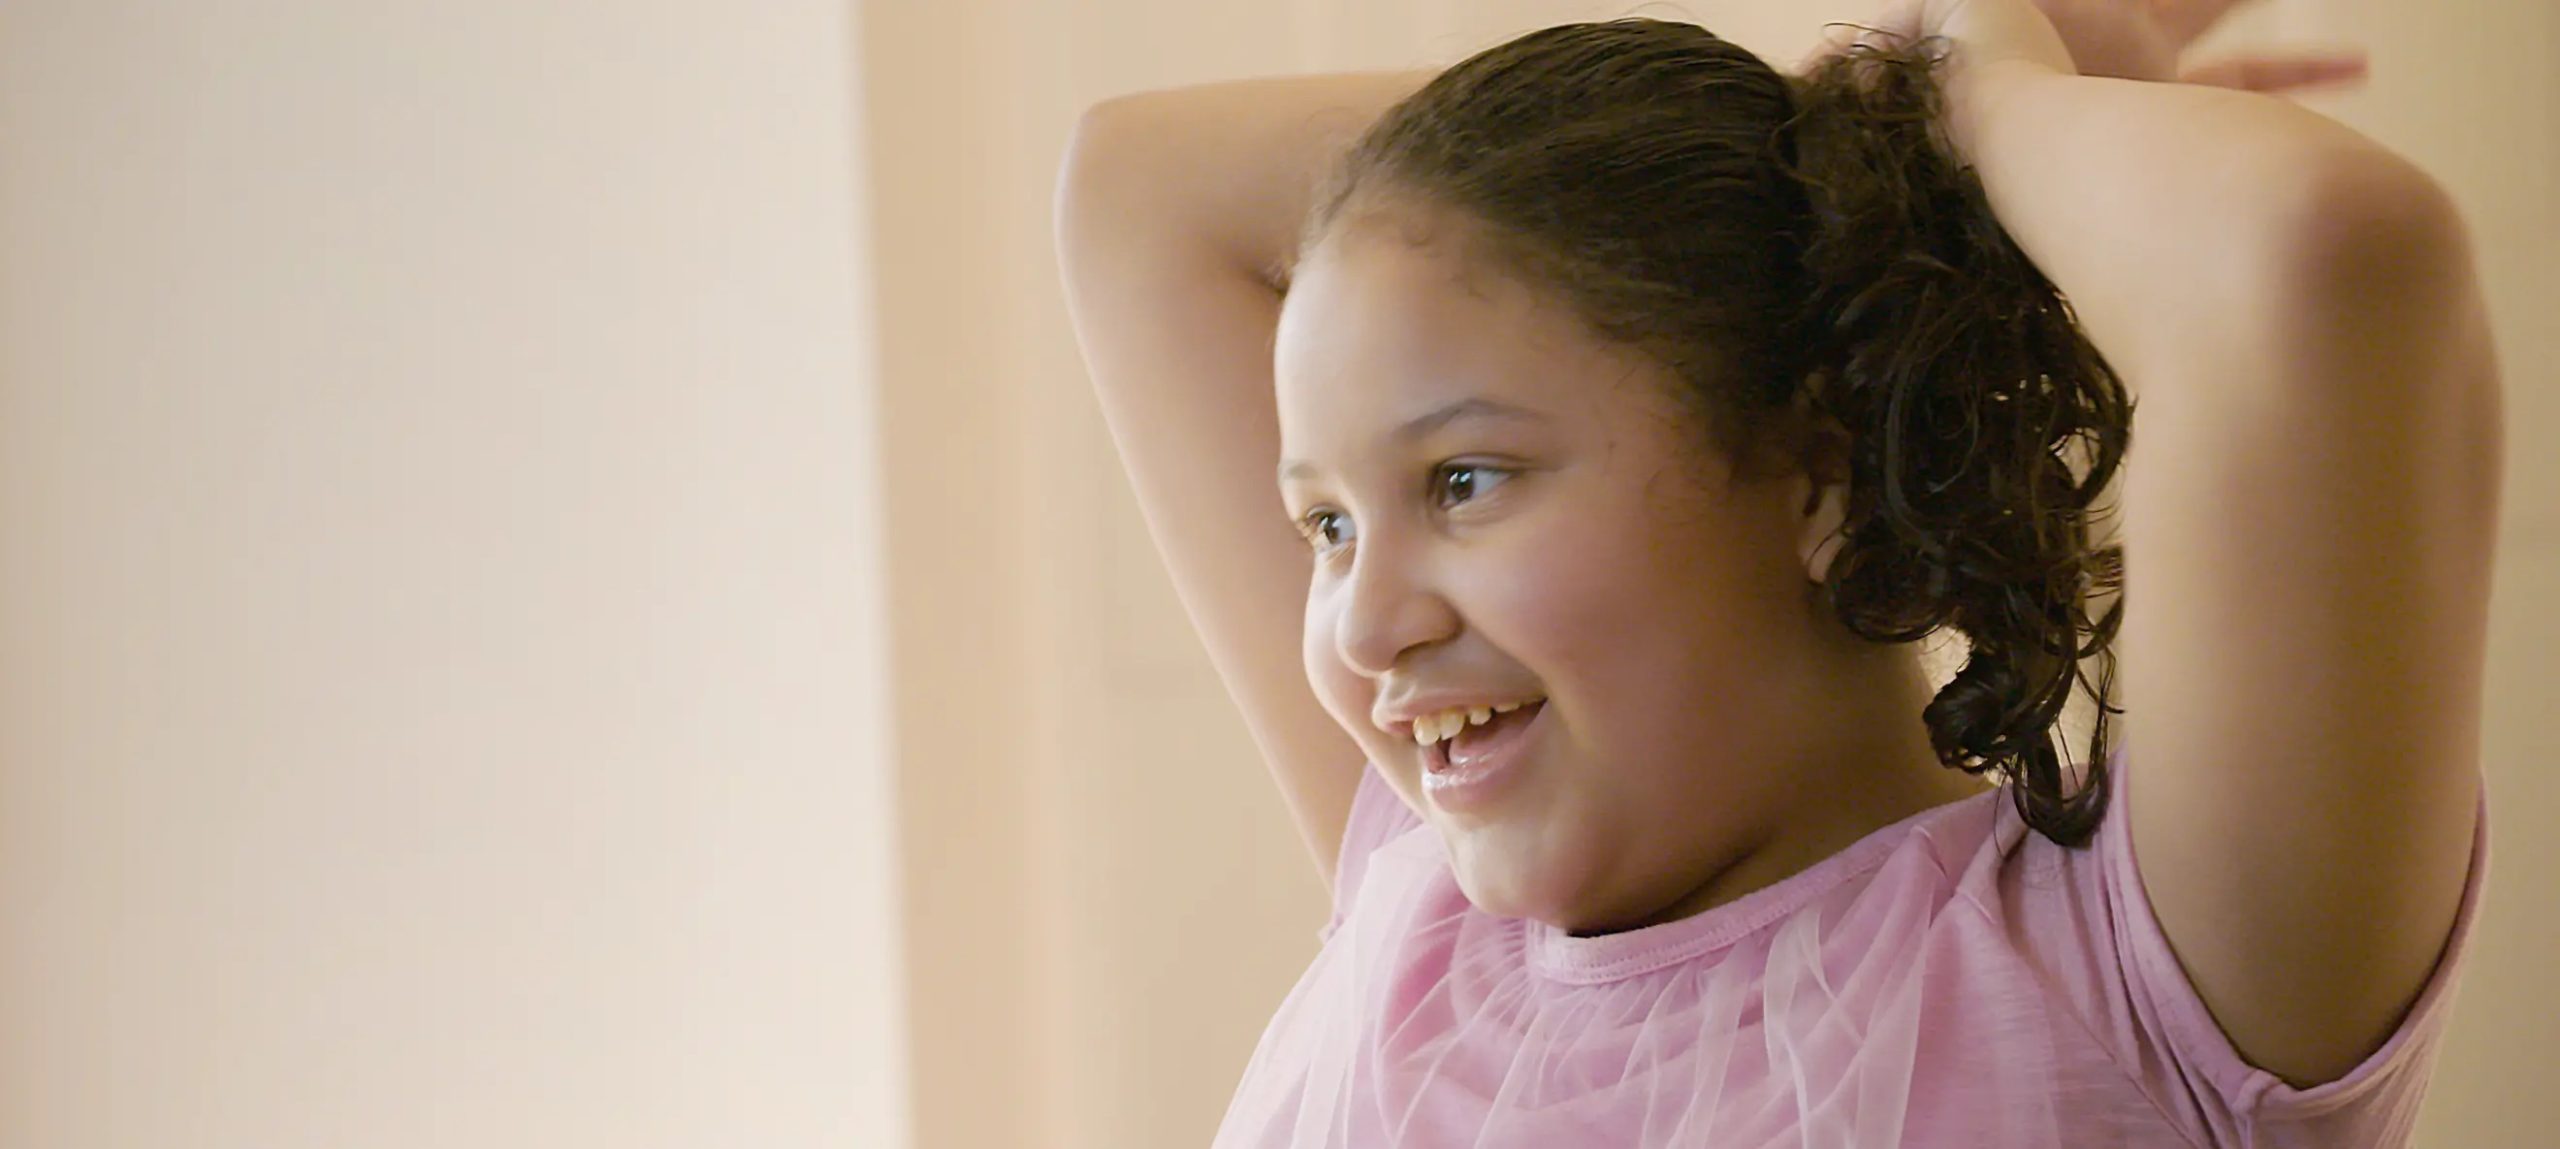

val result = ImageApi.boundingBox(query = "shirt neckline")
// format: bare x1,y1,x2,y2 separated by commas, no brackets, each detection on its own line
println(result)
1523,788,1998,985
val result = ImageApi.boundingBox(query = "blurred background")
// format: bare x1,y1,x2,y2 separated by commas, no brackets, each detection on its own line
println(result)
0,1,2548,1146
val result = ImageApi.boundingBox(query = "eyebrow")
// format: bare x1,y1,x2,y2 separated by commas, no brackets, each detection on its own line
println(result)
1277,398,1550,482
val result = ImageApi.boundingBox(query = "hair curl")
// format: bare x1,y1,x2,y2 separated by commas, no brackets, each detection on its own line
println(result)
1300,18,2129,845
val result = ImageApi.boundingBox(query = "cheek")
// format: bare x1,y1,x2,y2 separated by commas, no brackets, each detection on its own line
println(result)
1301,592,1373,738
1458,509,1770,733
1458,525,1687,676
1456,564,1605,669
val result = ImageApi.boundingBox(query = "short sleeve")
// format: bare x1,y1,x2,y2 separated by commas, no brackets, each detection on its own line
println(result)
2097,757,2492,1146
1318,762,1424,944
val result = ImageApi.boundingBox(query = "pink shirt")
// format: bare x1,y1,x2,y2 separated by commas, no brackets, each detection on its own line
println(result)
1215,752,2487,1147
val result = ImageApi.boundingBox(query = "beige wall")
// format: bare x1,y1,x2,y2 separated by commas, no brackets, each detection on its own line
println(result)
880,0,2557,1146
0,3,909,1148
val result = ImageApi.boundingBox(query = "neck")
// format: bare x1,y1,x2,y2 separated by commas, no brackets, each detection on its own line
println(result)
1575,646,1988,937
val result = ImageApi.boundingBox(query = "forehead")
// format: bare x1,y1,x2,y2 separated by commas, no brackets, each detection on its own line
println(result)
1273,219,1621,447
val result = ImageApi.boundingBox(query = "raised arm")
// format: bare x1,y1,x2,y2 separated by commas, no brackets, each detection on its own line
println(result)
1915,0,2504,1086
1054,73,1431,887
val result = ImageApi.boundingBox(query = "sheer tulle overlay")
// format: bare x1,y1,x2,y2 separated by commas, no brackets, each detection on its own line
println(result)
1215,750,2487,1148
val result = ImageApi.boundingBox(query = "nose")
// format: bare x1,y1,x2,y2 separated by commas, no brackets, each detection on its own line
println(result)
1331,534,1459,679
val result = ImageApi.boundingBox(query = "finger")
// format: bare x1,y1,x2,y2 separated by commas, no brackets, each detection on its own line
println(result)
1797,2,1921,73
1796,23,1863,73
2179,52,2370,92
2149,0,2250,47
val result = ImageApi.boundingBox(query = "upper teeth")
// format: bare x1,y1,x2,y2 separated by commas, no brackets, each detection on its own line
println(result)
1409,701,1533,746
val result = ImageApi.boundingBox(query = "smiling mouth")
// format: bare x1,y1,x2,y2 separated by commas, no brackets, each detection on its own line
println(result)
1424,699,1546,773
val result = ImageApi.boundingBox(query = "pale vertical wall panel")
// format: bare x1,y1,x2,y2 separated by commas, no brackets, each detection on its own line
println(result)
863,1,1045,1147
0,3,908,1147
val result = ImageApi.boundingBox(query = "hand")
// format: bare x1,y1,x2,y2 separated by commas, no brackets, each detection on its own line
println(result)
1802,0,2072,78
1810,0,2368,94
2035,0,2368,90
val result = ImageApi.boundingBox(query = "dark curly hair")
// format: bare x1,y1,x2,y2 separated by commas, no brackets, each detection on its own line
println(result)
1297,18,2129,845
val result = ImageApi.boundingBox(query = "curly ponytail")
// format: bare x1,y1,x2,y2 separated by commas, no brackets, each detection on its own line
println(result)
1784,39,2130,842
1305,18,2130,845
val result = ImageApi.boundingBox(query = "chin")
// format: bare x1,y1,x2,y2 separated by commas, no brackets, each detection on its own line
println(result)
1444,831,1589,924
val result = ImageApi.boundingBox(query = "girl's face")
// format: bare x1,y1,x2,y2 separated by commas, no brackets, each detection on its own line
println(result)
1275,213,1852,933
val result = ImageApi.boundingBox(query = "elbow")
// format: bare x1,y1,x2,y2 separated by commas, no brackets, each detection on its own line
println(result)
1061,94,1142,187
2245,146,2493,405
2266,148,2477,325
2259,146,2505,513
1057,93,1174,241
1057,92,1208,281
1056,98,1133,245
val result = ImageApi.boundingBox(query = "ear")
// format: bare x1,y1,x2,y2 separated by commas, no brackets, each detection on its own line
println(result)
1788,376,1854,586
1796,470,1851,585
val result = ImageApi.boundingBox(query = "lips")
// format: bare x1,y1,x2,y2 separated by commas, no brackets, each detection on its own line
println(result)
1420,700,1546,815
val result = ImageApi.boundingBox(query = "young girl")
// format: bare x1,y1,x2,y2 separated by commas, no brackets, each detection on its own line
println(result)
1055,0,2503,1144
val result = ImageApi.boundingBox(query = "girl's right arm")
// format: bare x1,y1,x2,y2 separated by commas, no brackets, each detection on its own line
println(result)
1054,73,1431,888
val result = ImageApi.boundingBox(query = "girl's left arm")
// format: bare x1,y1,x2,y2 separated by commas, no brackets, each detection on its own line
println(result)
1945,33,2505,1087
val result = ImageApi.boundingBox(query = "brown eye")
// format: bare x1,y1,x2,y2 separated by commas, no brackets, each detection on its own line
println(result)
1297,508,1354,554
1433,463,1511,508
